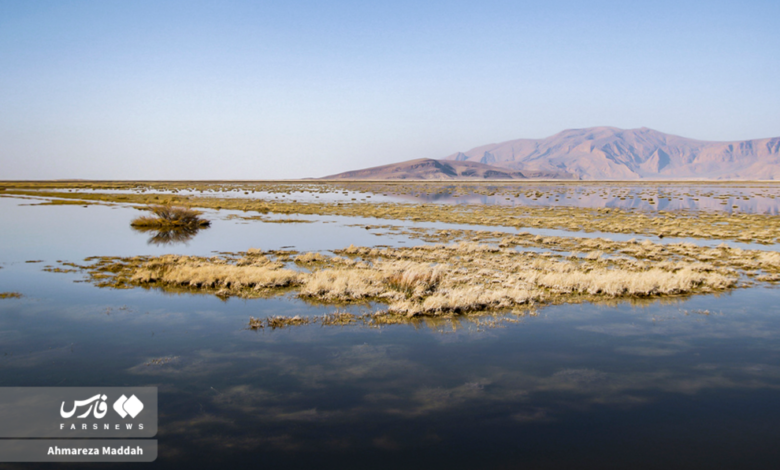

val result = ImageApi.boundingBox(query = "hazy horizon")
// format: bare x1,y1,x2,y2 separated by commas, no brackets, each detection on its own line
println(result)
2,0,779,179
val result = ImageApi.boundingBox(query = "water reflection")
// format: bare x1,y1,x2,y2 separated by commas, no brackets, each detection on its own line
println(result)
3,189,780,468
409,190,780,214
130,225,209,245
2,268,780,467
31,183,780,214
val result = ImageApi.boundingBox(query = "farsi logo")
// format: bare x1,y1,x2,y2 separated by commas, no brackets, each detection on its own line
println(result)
113,394,144,418
60,394,108,419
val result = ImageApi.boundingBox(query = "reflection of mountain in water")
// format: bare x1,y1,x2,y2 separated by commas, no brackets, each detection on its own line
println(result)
393,185,780,214
131,225,208,245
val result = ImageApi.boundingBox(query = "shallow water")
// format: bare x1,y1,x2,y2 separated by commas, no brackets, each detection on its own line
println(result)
0,198,418,263
27,181,780,213
3,196,776,263
2,189,780,469
407,182,780,214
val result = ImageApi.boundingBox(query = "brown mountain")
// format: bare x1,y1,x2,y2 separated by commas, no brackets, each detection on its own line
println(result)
445,127,780,180
324,159,527,180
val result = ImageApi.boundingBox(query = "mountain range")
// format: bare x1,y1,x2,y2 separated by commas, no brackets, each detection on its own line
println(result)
324,127,780,180
322,158,527,180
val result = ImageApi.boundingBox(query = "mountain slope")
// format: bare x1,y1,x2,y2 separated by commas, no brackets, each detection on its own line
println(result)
446,127,780,180
323,159,527,180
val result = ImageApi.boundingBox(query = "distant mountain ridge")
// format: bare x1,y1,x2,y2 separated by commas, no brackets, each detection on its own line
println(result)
445,127,780,180
324,159,527,180
323,127,780,180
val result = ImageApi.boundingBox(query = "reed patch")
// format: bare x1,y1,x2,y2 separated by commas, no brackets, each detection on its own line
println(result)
75,239,740,322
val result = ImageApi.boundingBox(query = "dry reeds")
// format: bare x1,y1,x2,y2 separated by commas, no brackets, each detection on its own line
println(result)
527,268,733,296
299,269,385,300
131,256,299,290
382,261,445,296
78,240,740,319
390,287,535,317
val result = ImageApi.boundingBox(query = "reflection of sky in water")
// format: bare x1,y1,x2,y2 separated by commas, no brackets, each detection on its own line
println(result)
401,183,780,215
3,195,780,468
130,224,209,246
2,265,780,468
1,197,775,268
0,198,418,262
25,182,780,214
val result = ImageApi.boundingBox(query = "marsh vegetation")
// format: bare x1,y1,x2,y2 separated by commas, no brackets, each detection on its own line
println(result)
130,205,211,245
5,180,771,328
131,204,211,229
73,236,744,325
4,180,780,466
5,181,780,244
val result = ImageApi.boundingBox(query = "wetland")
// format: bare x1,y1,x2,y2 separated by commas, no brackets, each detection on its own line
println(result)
2,180,780,469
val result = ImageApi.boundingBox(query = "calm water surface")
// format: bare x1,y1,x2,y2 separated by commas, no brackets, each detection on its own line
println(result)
30,181,780,213
1,195,780,469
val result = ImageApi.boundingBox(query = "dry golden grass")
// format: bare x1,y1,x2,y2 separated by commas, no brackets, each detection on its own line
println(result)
390,287,536,317
79,239,740,319
294,252,328,264
381,261,445,296
299,269,385,300
527,268,733,296
131,256,299,290
391,226,780,281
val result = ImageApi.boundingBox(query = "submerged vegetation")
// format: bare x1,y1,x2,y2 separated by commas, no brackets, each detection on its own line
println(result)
248,310,529,330
249,315,313,329
0,292,23,299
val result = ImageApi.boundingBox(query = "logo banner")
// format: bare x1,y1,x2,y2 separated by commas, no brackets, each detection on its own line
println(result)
0,387,157,438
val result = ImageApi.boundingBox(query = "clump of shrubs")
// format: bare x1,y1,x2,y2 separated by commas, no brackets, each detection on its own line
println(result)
131,205,210,229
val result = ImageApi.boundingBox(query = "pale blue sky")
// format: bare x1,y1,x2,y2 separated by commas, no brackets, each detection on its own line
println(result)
1,0,778,179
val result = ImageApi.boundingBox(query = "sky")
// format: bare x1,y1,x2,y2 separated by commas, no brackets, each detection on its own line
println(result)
1,0,779,180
